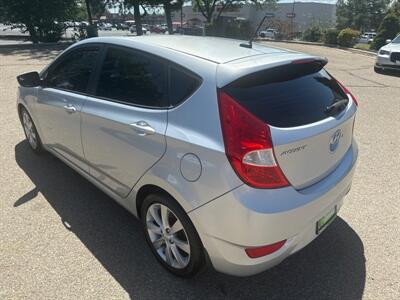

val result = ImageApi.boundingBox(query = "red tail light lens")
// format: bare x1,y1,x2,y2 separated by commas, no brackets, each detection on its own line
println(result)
245,240,287,258
336,79,358,106
217,90,289,189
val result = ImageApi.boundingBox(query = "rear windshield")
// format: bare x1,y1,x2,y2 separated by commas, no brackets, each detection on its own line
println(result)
223,64,347,128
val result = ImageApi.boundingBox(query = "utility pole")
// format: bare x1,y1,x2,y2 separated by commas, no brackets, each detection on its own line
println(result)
291,0,296,39
180,3,183,34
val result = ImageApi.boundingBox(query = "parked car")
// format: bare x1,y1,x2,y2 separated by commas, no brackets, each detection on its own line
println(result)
358,32,376,44
116,23,130,30
79,21,89,29
16,36,358,278
375,34,400,73
150,25,166,34
98,23,112,31
129,25,147,35
259,28,278,39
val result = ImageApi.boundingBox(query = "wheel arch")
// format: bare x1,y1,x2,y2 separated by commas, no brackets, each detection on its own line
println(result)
135,184,182,219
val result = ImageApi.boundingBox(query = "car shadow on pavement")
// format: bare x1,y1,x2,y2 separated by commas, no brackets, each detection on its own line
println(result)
376,69,400,78
15,140,366,300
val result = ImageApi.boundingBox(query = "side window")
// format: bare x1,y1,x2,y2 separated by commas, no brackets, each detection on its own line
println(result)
169,66,201,106
46,48,99,93
96,47,167,108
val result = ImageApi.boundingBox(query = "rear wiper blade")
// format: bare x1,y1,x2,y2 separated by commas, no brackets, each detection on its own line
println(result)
324,99,349,116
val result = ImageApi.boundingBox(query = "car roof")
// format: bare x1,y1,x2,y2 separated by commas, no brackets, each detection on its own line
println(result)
79,35,291,64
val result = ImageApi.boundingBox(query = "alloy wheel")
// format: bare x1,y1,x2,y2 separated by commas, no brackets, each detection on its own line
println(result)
146,203,191,269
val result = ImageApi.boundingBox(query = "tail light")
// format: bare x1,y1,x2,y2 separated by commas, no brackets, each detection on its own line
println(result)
336,79,358,106
245,240,287,258
217,90,289,189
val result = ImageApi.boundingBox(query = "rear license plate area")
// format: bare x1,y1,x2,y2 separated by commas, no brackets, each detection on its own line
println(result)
316,206,337,234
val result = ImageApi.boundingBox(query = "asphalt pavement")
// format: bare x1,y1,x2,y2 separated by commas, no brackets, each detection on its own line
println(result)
0,41,399,299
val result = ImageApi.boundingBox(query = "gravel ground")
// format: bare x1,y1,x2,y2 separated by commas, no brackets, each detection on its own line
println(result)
0,42,399,300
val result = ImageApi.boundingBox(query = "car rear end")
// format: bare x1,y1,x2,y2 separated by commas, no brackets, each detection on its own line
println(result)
189,54,358,276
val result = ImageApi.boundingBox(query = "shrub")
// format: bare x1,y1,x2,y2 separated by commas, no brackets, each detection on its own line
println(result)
323,28,340,45
29,21,66,43
303,25,323,42
337,28,360,47
371,13,400,50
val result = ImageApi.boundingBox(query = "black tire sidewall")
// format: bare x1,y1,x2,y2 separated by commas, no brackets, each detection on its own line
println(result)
141,193,205,278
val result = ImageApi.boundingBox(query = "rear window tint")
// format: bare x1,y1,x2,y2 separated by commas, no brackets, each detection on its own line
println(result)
223,64,347,128
170,66,201,106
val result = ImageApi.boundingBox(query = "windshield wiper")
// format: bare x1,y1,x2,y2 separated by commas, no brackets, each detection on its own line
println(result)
324,99,349,116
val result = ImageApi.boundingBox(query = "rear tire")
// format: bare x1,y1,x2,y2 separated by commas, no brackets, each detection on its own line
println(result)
141,193,205,278
20,107,43,154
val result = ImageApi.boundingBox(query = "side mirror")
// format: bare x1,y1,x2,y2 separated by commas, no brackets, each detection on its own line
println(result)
17,71,41,87
386,39,392,44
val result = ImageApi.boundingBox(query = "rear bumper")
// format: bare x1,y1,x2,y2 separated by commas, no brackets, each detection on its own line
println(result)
189,140,358,276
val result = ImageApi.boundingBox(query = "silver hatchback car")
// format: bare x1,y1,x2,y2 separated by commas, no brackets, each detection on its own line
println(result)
17,36,358,277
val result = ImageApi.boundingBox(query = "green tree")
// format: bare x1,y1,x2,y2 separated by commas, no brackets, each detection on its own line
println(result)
116,0,150,35
163,0,184,35
193,0,277,25
389,0,400,17
336,0,391,31
368,0,392,30
0,0,77,43
371,13,400,49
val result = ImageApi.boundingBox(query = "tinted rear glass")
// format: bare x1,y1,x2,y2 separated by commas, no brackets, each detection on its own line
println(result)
223,64,347,128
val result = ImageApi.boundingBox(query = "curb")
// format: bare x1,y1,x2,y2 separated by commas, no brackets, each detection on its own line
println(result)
257,39,377,57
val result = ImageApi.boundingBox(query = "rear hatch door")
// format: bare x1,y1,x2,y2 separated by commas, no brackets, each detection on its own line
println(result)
220,58,357,189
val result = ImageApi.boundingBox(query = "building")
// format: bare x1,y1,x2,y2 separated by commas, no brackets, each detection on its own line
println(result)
171,2,336,33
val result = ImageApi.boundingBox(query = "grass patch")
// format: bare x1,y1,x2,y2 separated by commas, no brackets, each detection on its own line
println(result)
354,43,371,51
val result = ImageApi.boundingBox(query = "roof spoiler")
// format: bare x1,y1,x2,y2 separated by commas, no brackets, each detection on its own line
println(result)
217,55,328,87
291,57,328,68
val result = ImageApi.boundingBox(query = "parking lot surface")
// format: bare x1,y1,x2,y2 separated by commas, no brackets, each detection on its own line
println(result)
0,41,399,299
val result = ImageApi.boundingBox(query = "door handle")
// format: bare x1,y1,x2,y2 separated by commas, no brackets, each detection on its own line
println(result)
130,121,156,136
63,105,77,113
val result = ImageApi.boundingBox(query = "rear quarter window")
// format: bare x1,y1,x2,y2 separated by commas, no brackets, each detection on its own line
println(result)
169,66,201,106
223,64,347,128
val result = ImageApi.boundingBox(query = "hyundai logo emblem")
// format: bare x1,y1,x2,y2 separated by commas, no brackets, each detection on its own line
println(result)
330,129,343,153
